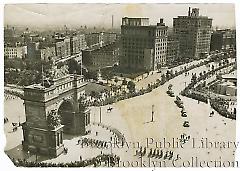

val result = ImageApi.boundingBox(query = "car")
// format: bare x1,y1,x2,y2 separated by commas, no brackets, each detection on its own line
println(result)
181,113,187,117
183,121,190,127
178,103,184,108
169,93,175,97
181,108,186,113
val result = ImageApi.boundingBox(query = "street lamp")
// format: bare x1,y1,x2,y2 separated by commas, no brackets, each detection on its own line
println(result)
151,105,154,122
99,106,102,123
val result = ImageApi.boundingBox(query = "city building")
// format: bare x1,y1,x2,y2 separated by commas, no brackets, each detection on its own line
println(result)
167,34,180,66
4,45,27,59
210,29,236,51
173,7,212,60
120,17,168,72
222,70,237,86
103,32,117,44
39,45,56,62
26,42,41,60
70,34,88,55
85,32,117,48
214,70,237,96
82,42,119,71
55,37,71,59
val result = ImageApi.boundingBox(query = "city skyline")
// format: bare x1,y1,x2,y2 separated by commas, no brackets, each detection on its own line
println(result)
4,3,235,29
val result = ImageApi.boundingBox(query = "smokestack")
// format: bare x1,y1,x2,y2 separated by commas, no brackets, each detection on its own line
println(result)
160,18,164,24
112,15,114,28
188,7,191,16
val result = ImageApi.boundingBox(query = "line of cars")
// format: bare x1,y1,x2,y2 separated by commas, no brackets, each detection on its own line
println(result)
174,96,190,128
167,84,190,128
166,84,190,127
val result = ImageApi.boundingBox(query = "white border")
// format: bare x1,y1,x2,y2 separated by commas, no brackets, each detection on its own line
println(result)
0,1,239,171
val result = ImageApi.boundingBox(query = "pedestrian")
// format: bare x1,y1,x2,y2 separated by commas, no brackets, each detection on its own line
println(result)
148,148,153,158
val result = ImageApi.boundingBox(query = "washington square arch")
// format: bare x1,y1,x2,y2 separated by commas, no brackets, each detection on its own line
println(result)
22,69,90,157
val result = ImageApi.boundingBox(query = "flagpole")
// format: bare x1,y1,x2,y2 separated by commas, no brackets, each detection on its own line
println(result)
42,64,44,87
81,60,83,76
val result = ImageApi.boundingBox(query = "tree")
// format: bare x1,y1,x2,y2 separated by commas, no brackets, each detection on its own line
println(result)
166,70,172,80
127,81,136,93
85,70,98,81
90,91,97,99
122,78,127,86
114,77,119,84
47,110,61,129
101,70,113,84
191,73,197,83
211,65,215,71
157,63,162,71
161,74,166,83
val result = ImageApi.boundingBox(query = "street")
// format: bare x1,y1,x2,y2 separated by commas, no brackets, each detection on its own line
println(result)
4,59,236,166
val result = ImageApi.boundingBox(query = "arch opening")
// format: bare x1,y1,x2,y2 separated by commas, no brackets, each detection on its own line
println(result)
58,100,74,133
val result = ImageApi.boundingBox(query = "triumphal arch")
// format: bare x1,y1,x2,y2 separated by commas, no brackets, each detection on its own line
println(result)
22,67,90,157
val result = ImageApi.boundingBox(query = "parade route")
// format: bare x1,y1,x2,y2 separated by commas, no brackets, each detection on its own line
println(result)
4,60,236,166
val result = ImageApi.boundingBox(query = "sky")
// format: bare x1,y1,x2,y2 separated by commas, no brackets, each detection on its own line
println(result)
4,3,236,29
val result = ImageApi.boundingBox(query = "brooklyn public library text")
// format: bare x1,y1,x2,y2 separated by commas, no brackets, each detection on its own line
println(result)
145,137,239,149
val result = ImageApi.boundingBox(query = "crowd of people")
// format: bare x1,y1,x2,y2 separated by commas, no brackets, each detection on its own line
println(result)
92,122,126,145
181,61,236,120
182,91,208,103
135,147,179,161
210,98,236,120
11,153,120,167
78,137,110,149
4,90,23,100
4,92,20,101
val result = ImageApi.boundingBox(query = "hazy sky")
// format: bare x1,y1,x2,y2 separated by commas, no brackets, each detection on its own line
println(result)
4,3,236,28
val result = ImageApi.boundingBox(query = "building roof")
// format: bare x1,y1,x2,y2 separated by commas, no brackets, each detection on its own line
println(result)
222,70,237,80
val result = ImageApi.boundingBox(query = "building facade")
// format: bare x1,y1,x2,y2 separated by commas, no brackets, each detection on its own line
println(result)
85,32,117,48
82,42,119,71
210,29,236,51
55,37,71,59
70,34,87,55
167,34,180,67
26,42,41,60
22,73,89,157
120,17,168,72
173,7,212,60
4,45,27,59
39,46,56,62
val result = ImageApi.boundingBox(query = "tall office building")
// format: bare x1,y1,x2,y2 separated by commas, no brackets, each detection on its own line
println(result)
173,7,212,60
210,29,236,51
120,17,168,72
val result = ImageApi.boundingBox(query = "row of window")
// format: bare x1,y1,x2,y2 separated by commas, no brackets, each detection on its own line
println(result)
46,79,84,97
156,30,167,37
156,39,167,43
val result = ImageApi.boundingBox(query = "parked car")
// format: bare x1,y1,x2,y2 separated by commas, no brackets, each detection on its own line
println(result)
181,108,187,117
183,121,190,127
181,113,187,117
177,103,184,108
169,92,175,97
167,90,175,97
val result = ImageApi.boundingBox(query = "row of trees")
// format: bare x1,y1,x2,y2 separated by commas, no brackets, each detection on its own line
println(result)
4,58,53,86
